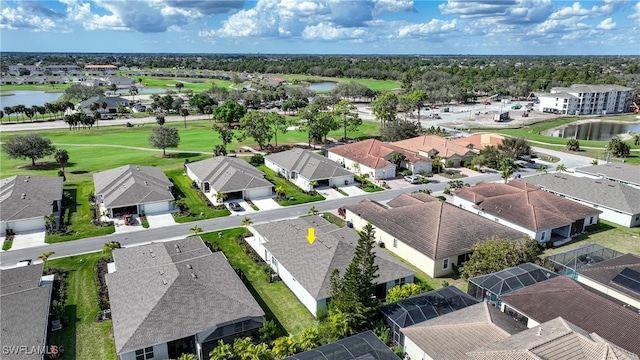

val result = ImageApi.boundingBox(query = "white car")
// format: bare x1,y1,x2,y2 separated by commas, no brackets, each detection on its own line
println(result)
404,175,419,184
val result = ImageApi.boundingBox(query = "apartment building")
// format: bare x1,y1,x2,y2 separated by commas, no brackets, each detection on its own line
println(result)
538,84,634,115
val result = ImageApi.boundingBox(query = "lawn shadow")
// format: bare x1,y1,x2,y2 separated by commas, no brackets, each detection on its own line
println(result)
237,270,288,338
49,304,77,360
17,162,60,171
171,152,204,159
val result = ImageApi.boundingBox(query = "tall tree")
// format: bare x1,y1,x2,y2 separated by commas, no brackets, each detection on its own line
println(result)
371,92,398,129
498,137,531,159
239,111,274,150
213,125,235,154
267,112,290,147
148,126,180,156
499,157,516,183
54,149,69,171
3,134,56,166
380,119,419,142
332,99,362,141
180,108,190,128
189,93,217,114
606,137,630,158
213,100,247,125
38,251,56,271
460,237,540,279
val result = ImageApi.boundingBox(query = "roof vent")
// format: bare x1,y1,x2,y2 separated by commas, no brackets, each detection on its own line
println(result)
162,278,168,285
159,270,164,275
187,264,192,269
176,248,181,253
26,175,30,179
21,194,26,199
24,179,29,182
136,166,140,171
191,273,197,279
144,181,148,186
537,327,542,336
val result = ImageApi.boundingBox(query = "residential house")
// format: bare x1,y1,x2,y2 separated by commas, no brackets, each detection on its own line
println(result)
537,84,634,115
264,148,354,191
101,76,135,86
248,215,415,317
467,263,558,304
0,263,55,360
522,173,640,227
93,165,174,217
185,156,273,200
78,96,130,114
106,237,264,360
454,180,602,244
401,302,527,360
380,286,479,348
574,163,640,189
84,64,118,71
392,135,476,167
499,276,640,355
327,139,431,180
468,317,638,360
576,253,640,310
344,192,526,277
452,133,504,150
0,175,63,234
285,331,401,360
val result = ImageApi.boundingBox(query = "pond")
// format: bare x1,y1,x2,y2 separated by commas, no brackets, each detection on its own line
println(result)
0,90,63,108
546,121,640,141
308,82,336,91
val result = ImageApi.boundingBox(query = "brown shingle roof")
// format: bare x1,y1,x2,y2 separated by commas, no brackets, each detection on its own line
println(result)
392,135,476,158
469,317,639,360
500,276,640,355
455,181,602,231
345,193,525,260
401,302,526,359
577,253,640,302
329,139,430,169
452,133,505,150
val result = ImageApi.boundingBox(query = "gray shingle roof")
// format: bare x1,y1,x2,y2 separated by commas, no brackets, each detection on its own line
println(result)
575,163,640,187
401,302,526,359
93,165,174,208
345,193,526,260
0,264,51,360
186,156,273,193
79,95,129,110
106,237,264,354
523,173,640,214
252,216,415,300
265,148,352,181
0,175,63,221
577,253,640,302
468,317,639,360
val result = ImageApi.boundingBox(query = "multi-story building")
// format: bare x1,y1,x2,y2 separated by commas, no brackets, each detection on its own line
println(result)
538,84,634,115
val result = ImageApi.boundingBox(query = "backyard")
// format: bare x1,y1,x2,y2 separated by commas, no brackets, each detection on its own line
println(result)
200,228,316,336
542,220,640,258
165,169,231,223
48,252,117,360
257,165,325,206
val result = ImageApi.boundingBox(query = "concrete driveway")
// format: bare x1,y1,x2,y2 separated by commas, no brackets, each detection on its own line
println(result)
3,230,46,251
146,212,176,228
338,185,367,196
251,197,281,211
113,214,143,233
316,187,345,201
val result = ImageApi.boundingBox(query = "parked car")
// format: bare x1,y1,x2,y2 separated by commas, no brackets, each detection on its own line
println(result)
404,175,419,184
123,214,135,225
228,201,242,211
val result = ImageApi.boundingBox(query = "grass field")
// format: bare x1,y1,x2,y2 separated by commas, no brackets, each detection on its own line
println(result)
134,76,234,92
200,228,315,336
280,74,401,91
257,165,325,206
46,180,115,243
542,220,640,257
166,169,231,223
48,252,117,360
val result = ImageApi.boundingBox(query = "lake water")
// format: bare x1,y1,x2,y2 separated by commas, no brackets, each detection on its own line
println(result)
308,82,336,91
0,90,63,108
547,121,640,141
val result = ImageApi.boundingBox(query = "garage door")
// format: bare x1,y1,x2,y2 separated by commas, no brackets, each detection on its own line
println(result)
246,187,272,199
143,202,170,214
11,218,45,233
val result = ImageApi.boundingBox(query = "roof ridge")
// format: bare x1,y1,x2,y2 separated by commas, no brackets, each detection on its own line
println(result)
432,201,444,257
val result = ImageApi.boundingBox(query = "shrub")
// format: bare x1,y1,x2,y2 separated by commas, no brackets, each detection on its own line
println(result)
125,122,133,127
249,154,265,166
401,169,412,176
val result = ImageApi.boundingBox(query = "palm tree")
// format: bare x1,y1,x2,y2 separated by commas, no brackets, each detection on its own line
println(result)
38,251,55,271
100,209,111,222
309,180,319,191
209,340,232,360
390,152,406,172
308,206,319,215
432,155,443,173
499,158,516,183
189,224,203,236
241,217,253,236
274,186,285,199
634,133,640,146
129,86,138,103
215,192,228,204
536,165,547,174
44,213,56,234
591,159,599,165
555,163,567,172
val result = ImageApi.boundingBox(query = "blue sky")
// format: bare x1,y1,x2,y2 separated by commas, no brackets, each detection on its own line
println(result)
1,0,639,55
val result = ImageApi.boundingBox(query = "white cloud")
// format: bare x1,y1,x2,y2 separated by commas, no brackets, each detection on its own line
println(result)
0,2,60,32
302,22,368,41
396,19,458,38
629,1,640,20
597,17,616,30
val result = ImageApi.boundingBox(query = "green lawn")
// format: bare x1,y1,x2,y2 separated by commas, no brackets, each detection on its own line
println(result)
165,169,231,223
48,252,116,360
542,220,640,257
354,175,385,192
280,75,401,91
200,229,315,335
46,180,115,243
257,165,325,206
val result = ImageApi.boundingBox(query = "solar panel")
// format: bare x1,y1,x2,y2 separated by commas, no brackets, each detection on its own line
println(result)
612,268,640,293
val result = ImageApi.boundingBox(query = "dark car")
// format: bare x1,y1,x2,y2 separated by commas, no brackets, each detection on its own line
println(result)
228,202,242,211
123,214,135,225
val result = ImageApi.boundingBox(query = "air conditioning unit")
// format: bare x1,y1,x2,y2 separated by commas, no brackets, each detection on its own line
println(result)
102,309,112,320
378,241,385,248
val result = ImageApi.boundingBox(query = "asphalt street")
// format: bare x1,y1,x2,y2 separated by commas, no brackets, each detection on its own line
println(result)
0,170,511,268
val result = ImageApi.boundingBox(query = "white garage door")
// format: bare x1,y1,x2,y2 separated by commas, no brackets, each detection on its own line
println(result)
143,202,171,214
246,187,272,199
12,218,45,233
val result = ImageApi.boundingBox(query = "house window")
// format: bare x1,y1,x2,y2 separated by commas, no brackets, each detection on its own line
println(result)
290,171,297,180
235,320,252,333
590,217,594,225
271,256,278,268
393,239,398,248
135,347,154,360
394,277,406,286
541,232,546,241
443,258,450,271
